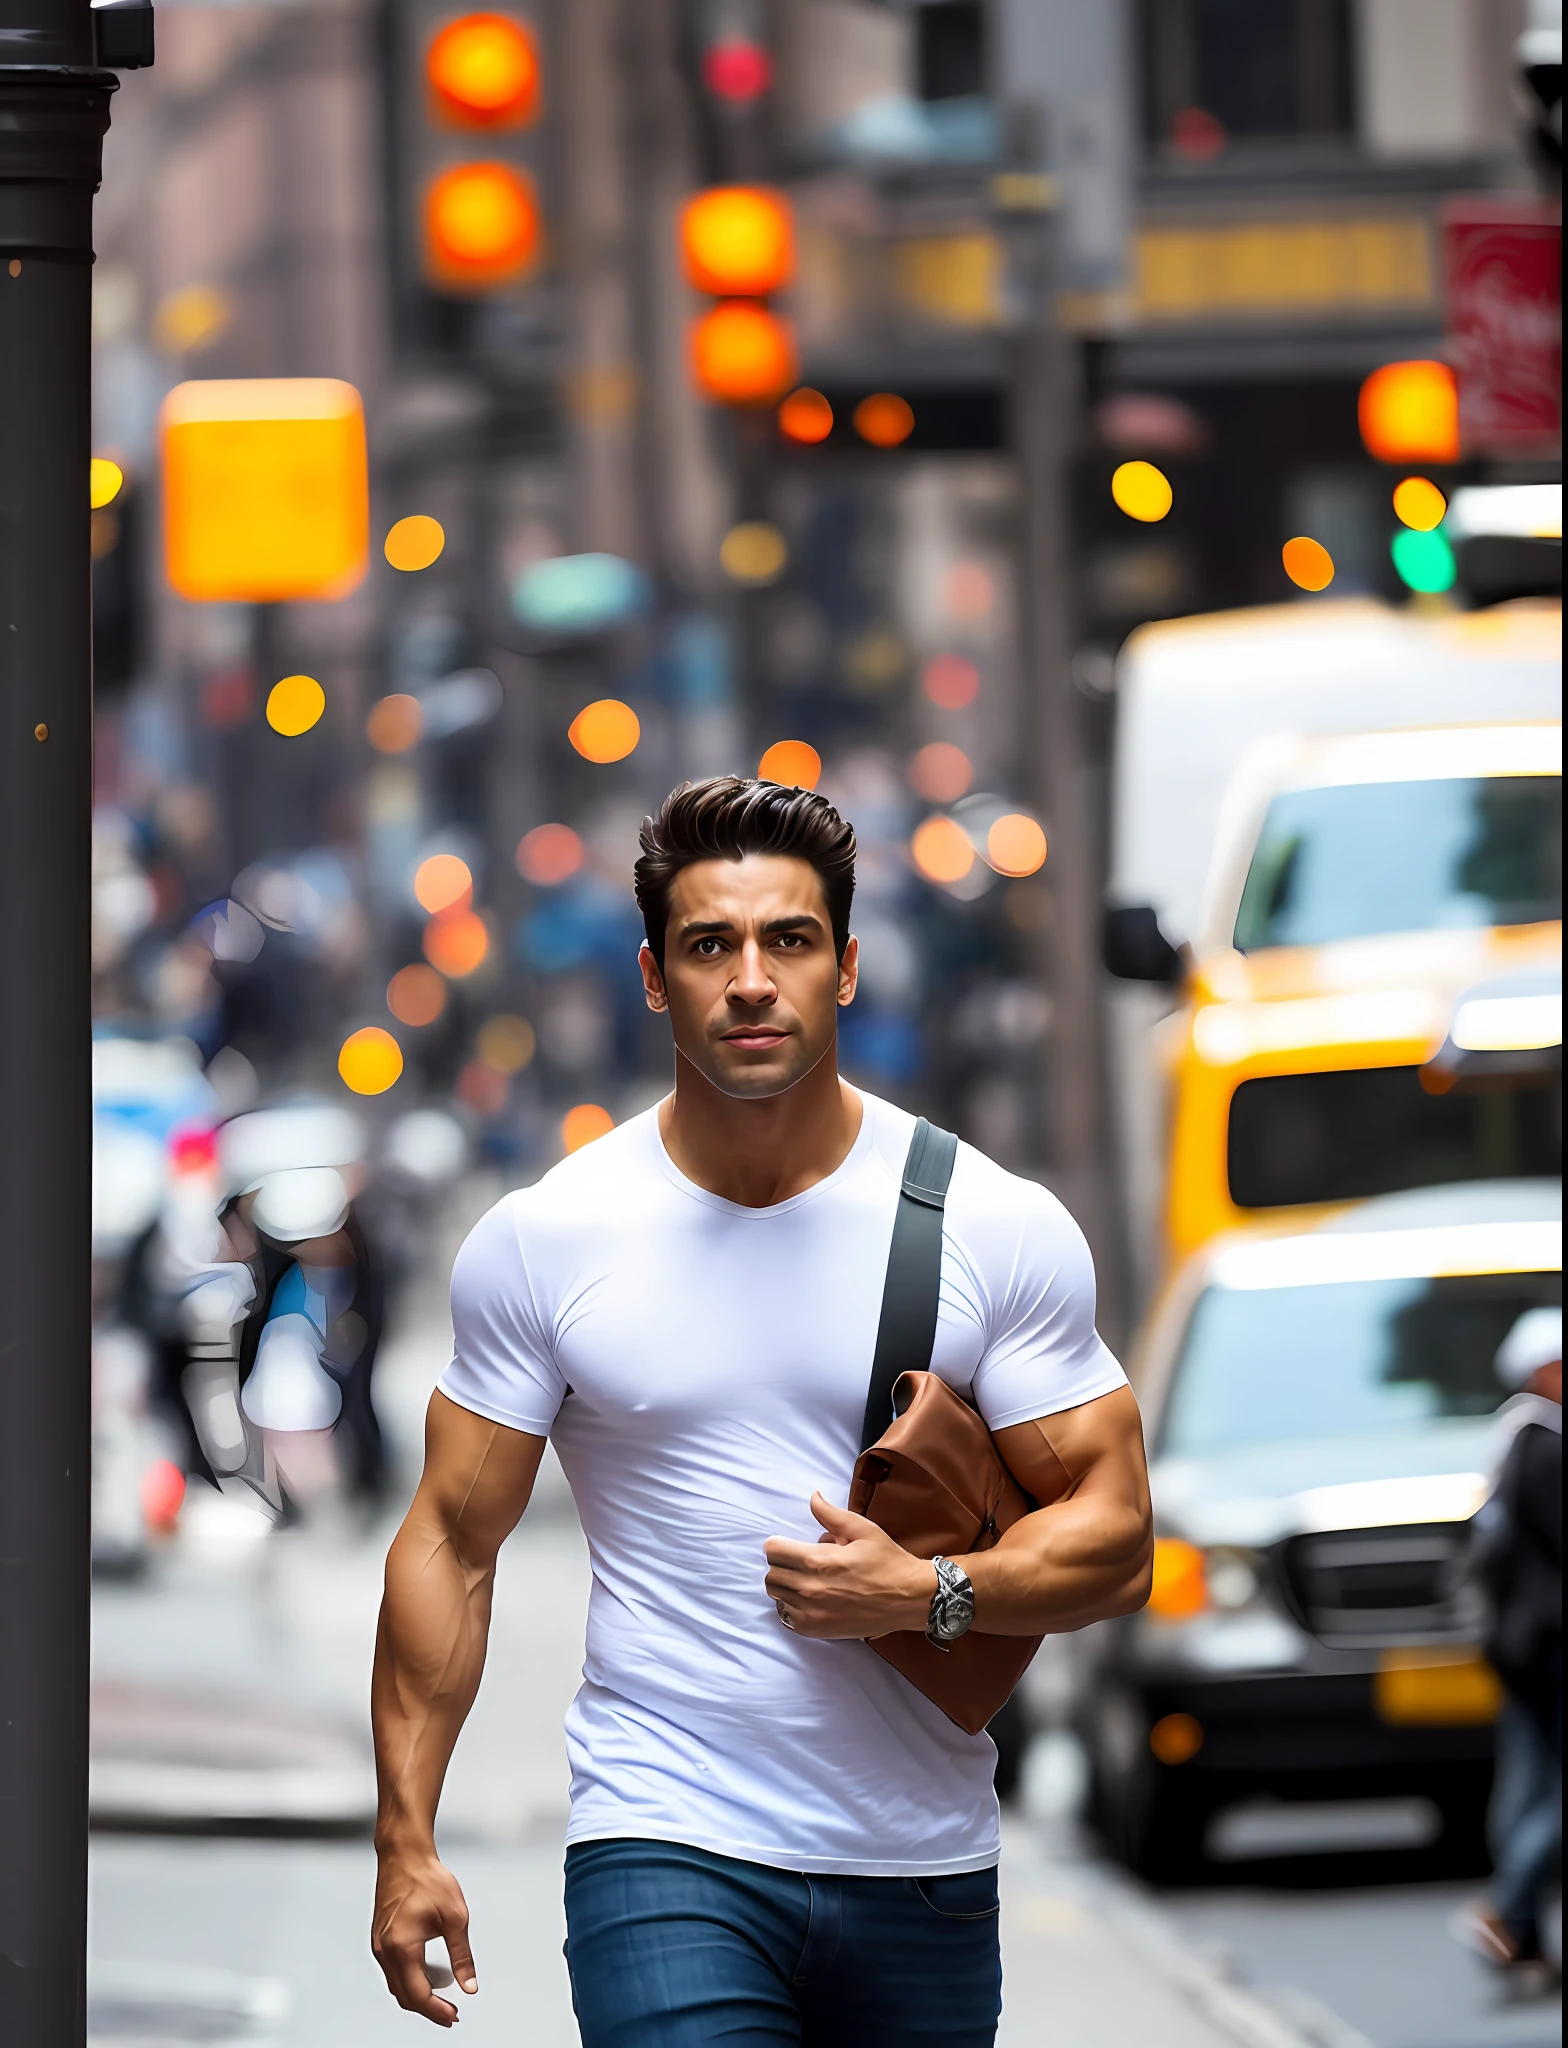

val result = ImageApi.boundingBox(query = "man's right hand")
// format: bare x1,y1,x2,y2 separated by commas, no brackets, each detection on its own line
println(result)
371,1841,478,2026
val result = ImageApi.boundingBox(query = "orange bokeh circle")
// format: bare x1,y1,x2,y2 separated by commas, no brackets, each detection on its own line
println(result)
690,302,798,407
907,742,972,804
910,815,974,885
367,693,423,752
986,814,1047,877
387,963,448,1027
413,853,473,915
423,908,490,977
563,1102,615,1153
1282,535,1335,592
426,12,541,128
853,393,914,448
517,822,585,884
680,186,795,297
778,387,833,445
568,699,641,763
757,739,822,789
423,161,540,289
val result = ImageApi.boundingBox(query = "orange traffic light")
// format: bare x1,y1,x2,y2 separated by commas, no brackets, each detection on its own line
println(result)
690,302,798,407
426,12,541,128
160,378,369,602
423,161,540,289
1358,360,1460,464
680,187,795,297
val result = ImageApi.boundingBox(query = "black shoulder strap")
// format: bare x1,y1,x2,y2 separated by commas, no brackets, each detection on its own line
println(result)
859,1117,959,1453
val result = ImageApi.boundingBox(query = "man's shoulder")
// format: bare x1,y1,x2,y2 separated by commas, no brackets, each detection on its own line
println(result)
458,1110,659,1269
859,1093,1080,1251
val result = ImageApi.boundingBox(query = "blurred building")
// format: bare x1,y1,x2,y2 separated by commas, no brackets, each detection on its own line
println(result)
86,0,1555,1291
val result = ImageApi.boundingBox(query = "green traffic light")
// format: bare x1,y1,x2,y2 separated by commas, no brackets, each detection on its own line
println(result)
1391,525,1456,594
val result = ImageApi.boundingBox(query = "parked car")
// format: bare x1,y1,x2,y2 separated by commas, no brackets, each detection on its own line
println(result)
1081,1177,1561,1882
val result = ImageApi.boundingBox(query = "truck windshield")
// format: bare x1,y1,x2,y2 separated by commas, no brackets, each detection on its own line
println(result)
1159,1270,1562,1458
1234,776,1561,950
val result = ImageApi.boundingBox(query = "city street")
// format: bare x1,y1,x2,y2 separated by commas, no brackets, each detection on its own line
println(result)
85,1228,1560,2048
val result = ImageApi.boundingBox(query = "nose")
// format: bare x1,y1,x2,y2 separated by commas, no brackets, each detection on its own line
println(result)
730,934,777,1007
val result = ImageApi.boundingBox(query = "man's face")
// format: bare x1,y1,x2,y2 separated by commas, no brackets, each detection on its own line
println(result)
640,854,857,1100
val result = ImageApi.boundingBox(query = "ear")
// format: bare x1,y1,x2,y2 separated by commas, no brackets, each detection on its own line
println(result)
639,942,669,1014
836,933,859,1008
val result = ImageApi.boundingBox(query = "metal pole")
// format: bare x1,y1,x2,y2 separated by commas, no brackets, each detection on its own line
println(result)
0,0,114,2036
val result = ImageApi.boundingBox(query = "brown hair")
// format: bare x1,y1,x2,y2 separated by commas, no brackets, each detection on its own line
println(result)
634,776,857,969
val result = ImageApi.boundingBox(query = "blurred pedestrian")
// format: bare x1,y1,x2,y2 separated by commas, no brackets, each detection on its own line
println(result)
1456,1306,1561,1975
369,777,1154,2041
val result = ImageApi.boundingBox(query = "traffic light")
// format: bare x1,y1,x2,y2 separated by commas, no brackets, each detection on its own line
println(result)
680,186,797,407
382,1,548,361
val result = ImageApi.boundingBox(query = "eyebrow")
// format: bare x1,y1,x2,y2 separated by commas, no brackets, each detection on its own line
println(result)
677,913,825,940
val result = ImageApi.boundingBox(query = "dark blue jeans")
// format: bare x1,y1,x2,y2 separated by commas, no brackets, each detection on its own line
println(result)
563,1837,1002,2047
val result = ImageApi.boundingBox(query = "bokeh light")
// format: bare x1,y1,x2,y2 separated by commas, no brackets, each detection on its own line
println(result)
1357,360,1460,464
911,815,975,884
387,963,447,1027
702,38,771,102
384,514,446,571
757,739,822,788
476,1013,536,1073
152,283,231,355
907,742,973,803
338,1025,404,1095
513,552,649,634
423,161,540,289
413,853,473,915
853,393,914,447
90,457,124,509
690,301,798,406
140,1458,186,1533
563,1102,615,1153
942,562,993,622
568,698,641,763
517,822,585,884
423,907,490,977
265,674,326,736
1392,476,1447,531
1111,460,1173,523
1391,525,1457,594
720,520,788,585
367,693,423,752
986,813,1047,877
457,1060,509,1114
1281,535,1335,592
426,12,541,128
778,388,833,444
680,186,795,296
922,653,980,708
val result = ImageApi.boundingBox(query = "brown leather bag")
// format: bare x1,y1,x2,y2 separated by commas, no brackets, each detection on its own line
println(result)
848,1121,1044,1736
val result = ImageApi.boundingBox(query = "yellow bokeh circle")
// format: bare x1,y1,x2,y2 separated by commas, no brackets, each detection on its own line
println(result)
90,457,124,509
476,1013,536,1074
266,674,326,736
720,521,788,586
1392,476,1447,532
384,514,446,572
569,698,641,763
338,1025,404,1096
1111,460,1173,523
1282,535,1335,592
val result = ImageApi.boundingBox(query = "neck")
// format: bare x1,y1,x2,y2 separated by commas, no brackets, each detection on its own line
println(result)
658,1042,863,1208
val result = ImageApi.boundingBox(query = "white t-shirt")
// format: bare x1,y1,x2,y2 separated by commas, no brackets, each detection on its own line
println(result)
439,1090,1124,1876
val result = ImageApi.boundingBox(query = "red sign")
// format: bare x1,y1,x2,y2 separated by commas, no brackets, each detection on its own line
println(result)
1441,200,1561,456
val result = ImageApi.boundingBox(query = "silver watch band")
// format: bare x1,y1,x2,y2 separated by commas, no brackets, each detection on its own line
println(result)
926,1554,975,1648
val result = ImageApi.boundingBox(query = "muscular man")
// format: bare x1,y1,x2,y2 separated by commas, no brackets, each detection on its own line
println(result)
371,776,1152,2045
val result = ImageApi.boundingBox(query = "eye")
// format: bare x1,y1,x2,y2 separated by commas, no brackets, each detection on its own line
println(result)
775,932,806,949
693,936,723,956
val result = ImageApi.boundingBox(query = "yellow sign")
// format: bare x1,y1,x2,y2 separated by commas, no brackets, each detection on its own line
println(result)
1374,1648,1502,1727
160,378,369,602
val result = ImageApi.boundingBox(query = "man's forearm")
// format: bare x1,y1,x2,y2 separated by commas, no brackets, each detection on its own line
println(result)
956,1490,1152,1636
372,1508,497,1850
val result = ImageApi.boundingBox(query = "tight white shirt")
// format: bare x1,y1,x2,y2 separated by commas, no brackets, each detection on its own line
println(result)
439,1091,1125,1876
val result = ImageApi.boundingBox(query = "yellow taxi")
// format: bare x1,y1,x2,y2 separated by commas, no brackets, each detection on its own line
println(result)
1156,722,1560,1266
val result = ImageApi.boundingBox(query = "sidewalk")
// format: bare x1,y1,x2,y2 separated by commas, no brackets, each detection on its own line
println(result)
87,1198,1299,2048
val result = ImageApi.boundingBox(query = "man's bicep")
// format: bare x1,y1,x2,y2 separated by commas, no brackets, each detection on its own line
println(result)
418,1389,547,1559
994,1386,1150,1509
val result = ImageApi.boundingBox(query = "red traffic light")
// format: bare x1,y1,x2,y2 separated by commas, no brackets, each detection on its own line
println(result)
426,12,541,129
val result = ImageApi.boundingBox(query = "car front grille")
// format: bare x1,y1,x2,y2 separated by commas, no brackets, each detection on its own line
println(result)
1280,1522,1481,1648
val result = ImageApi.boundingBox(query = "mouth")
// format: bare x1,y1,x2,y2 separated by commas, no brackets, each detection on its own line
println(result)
720,1027,791,1052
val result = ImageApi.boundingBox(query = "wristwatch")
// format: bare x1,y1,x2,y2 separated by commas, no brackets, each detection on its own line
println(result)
925,1555,975,1649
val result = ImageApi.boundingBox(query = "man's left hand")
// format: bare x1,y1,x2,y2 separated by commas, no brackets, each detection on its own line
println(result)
764,1493,937,1639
